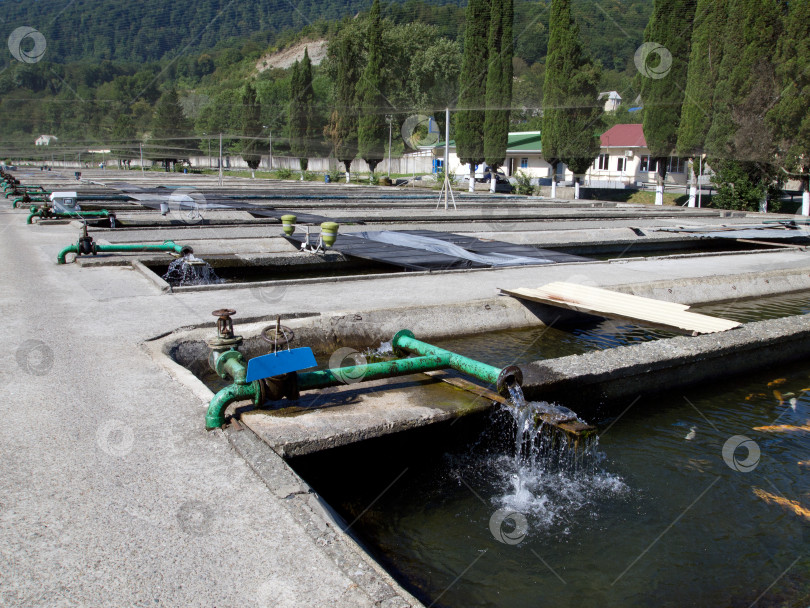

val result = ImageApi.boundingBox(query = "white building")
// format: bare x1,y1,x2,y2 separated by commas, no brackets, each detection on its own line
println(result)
588,124,689,187
35,135,58,146
597,91,622,112
434,132,556,179
433,124,691,187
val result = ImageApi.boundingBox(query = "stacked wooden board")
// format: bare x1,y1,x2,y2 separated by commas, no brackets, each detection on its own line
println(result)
501,282,742,335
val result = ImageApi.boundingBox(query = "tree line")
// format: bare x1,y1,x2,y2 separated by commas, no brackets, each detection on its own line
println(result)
641,0,807,210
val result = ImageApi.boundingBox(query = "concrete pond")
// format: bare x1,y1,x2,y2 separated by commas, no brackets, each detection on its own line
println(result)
2,168,809,607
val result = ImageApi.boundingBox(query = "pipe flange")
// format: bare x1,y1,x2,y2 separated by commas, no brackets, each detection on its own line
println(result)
207,335,244,350
391,329,415,357
214,348,246,380
496,365,523,396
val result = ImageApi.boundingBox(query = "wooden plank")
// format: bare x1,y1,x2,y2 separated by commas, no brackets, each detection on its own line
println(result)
501,281,742,335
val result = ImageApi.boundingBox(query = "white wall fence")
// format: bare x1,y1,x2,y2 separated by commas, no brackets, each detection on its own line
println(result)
187,152,435,175
22,151,436,174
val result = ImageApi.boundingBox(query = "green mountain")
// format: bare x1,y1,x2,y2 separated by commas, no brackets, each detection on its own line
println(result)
2,0,650,65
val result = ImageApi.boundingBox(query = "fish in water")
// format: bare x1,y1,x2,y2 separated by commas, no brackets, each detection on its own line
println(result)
789,397,798,410
752,423,810,433
752,488,810,521
774,390,784,404
685,426,697,440
768,378,787,387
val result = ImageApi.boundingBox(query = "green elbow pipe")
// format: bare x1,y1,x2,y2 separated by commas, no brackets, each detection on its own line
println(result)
206,352,262,429
26,211,42,224
392,329,521,394
57,244,79,264
296,354,451,391
206,382,261,430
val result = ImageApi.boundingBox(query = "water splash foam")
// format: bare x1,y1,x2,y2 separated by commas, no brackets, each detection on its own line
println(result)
162,254,223,287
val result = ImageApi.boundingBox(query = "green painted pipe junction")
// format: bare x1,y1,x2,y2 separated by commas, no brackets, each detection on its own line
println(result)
205,329,522,430
57,239,192,264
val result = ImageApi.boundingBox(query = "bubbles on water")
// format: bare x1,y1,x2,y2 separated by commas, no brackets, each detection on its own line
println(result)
368,340,393,356
162,254,224,287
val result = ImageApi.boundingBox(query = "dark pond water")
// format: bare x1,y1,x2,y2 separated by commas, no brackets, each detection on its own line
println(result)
290,360,810,608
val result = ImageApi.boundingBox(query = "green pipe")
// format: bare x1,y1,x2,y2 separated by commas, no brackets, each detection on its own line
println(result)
296,354,451,390
391,329,521,394
206,352,263,429
57,244,79,264
57,239,191,263
206,382,262,430
28,209,110,223
205,330,522,430
215,350,248,384
93,240,190,256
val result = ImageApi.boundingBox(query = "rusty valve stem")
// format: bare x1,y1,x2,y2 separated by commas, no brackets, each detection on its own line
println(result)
207,309,244,371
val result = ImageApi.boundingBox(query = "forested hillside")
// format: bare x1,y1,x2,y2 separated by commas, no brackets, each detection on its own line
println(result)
2,0,650,64
0,0,651,154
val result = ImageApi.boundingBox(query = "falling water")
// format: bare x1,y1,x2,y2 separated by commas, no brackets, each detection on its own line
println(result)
162,254,224,287
494,384,627,532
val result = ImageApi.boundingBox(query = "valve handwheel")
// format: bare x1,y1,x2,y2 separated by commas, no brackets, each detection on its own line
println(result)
212,309,236,318
261,324,294,347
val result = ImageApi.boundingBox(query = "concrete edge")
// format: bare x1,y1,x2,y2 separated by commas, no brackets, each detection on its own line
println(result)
133,247,794,295
223,424,425,608
131,259,172,293
614,265,810,305
141,338,214,405
520,313,810,410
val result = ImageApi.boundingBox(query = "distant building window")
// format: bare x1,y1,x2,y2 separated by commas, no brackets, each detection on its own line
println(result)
596,154,609,170
520,157,528,169
616,157,625,172
640,156,659,173
667,156,687,173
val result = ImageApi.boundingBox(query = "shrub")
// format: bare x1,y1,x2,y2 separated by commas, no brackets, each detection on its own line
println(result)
513,170,535,195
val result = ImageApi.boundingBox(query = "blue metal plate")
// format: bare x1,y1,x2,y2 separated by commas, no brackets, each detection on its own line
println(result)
246,347,317,382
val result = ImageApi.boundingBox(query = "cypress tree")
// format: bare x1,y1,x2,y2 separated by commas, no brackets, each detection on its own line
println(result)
356,0,387,176
455,0,490,192
676,0,728,156
151,88,191,171
640,0,696,204
542,0,602,196
289,48,314,174
325,25,362,182
241,81,262,171
483,0,513,192
767,0,810,210
706,0,781,161
705,0,783,210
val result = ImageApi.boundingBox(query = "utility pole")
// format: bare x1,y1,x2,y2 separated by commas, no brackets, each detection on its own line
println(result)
140,143,144,175
436,108,457,211
218,132,223,186
386,115,392,177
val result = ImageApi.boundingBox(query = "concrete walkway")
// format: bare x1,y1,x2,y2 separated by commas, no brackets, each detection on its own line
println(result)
0,209,417,606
